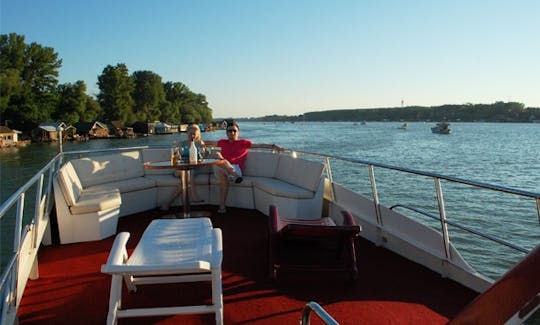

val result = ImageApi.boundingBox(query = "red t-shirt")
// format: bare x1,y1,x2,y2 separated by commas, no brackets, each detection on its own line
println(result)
217,139,252,170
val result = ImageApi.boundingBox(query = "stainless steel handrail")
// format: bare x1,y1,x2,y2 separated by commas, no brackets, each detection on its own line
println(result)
287,148,540,266
434,177,451,259
389,204,530,254
289,149,540,224
0,153,61,324
300,301,340,325
291,149,540,202
0,153,62,217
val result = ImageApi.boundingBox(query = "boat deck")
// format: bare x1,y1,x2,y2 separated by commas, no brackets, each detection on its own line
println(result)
18,206,478,324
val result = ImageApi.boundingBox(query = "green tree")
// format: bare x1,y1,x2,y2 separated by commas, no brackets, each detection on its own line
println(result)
97,63,135,124
54,81,87,124
0,33,62,130
163,81,213,124
157,100,178,123
83,96,101,122
164,81,190,122
0,69,21,112
194,94,212,123
132,70,165,122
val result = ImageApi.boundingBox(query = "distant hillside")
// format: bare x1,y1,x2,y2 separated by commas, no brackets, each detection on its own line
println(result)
241,102,540,123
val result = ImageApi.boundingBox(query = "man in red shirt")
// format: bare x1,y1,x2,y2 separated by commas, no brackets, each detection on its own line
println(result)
213,121,248,214
209,121,278,214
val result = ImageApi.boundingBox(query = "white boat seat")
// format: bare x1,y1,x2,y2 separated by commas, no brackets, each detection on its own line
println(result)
253,177,316,199
69,189,121,215
84,176,155,194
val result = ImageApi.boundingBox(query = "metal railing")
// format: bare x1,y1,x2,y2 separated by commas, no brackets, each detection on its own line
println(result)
289,149,540,262
300,301,340,325
0,153,62,325
389,204,530,254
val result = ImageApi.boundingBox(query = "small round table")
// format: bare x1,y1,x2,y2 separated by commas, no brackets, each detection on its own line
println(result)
144,158,224,218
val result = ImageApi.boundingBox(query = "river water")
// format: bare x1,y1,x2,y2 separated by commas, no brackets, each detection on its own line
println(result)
1,122,539,280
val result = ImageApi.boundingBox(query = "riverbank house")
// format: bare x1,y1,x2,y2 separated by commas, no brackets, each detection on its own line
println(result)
109,121,135,138
33,122,67,142
132,121,156,135
73,121,109,139
0,126,23,147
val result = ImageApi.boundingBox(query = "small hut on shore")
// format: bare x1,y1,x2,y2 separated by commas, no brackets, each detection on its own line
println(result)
132,121,156,135
32,122,67,142
73,121,109,139
109,121,135,138
0,126,25,148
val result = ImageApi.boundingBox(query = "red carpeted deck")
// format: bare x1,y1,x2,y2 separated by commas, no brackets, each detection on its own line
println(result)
18,207,477,324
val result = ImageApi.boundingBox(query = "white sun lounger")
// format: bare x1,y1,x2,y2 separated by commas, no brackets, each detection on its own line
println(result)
101,218,223,325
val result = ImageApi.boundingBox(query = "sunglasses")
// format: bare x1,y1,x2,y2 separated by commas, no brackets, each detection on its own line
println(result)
227,129,238,133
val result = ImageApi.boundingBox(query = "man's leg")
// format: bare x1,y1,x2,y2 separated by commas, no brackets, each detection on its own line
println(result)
213,166,229,213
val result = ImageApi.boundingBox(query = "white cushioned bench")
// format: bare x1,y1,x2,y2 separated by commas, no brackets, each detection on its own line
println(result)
53,151,158,244
53,161,122,244
53,149,326,244
200,151,326,218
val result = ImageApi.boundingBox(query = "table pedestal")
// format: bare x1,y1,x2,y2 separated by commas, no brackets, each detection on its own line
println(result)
178,169,212,219
144,158,224,219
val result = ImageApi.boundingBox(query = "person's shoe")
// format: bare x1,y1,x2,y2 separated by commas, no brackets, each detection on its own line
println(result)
217,206,227,214
234,176,243,184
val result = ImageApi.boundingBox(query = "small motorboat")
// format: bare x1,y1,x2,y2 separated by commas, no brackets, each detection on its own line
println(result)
432,121,451,134
398,122,408,130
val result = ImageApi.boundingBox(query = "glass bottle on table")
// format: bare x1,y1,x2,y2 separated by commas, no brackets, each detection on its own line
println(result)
189,140,198,164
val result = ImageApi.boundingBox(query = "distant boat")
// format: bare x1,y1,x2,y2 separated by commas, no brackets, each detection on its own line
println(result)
431,122,451,134
398,122,408,130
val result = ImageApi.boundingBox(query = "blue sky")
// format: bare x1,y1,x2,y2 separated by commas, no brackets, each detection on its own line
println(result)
2,0,539,118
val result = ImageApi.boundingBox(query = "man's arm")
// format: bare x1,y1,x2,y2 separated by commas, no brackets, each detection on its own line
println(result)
251,143,285,152
203,140,223,159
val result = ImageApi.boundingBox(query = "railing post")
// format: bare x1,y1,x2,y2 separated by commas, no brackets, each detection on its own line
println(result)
368,165,383,227
434,178,451,259
10,194,25,315
536,198,540,225
57,125,63,153
324,157,335,201
42,163,56,228
32,174,44,249
13,194,25,258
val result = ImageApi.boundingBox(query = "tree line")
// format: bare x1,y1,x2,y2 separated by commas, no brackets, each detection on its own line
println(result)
0,33,213,134
245,102,540,123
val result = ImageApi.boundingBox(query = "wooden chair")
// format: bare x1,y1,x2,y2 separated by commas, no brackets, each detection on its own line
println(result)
268,205,361,281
